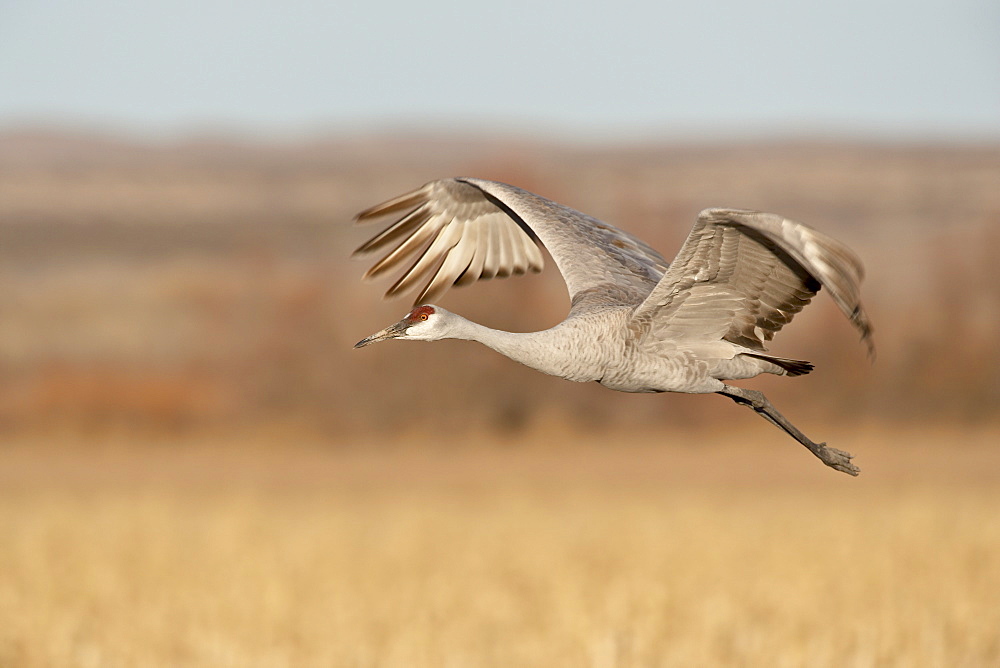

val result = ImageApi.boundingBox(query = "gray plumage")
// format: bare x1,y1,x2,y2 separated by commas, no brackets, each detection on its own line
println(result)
353,178,874,475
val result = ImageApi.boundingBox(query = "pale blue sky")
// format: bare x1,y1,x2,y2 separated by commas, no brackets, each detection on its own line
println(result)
1,0,997,139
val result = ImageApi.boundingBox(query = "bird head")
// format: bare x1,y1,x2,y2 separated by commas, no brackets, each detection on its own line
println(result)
354,305,450,348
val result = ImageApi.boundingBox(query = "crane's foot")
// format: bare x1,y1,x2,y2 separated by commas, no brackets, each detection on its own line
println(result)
811,443,859,476
719,385,860,476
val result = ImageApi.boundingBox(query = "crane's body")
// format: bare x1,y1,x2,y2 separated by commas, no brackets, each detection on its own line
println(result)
393,306,781,394
353,178,874,475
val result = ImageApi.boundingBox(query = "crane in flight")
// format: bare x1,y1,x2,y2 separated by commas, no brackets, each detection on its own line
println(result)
352,178,874,475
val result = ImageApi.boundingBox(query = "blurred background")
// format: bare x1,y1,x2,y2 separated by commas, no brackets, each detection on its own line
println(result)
1,1,999,665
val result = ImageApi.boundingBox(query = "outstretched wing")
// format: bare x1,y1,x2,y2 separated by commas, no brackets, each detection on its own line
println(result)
353,178,668,308
630,208,874,356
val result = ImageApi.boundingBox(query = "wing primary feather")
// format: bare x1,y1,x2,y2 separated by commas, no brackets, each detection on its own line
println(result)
354,185,429,222
479,220,501,279
495,224,514,278
455,222,486,286
352,205,431,257
362,212,444,281
421,225,479,300
385,219,464,298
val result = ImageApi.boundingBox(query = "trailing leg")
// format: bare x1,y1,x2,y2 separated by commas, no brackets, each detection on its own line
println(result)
718,384,859,476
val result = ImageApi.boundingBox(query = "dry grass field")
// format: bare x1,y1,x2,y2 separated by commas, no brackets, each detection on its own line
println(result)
2,427,998,667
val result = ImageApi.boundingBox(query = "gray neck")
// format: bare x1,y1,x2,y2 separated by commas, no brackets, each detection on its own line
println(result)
446,315,591,381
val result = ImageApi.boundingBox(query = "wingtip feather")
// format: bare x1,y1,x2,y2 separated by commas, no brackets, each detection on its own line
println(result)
354,185,431,223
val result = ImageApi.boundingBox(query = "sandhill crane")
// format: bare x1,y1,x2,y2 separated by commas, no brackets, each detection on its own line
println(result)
352,178,874,475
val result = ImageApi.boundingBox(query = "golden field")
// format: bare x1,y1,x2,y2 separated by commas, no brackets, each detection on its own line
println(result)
2,427,999,667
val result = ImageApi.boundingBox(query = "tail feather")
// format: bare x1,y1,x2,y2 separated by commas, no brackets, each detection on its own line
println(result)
743,353,814,377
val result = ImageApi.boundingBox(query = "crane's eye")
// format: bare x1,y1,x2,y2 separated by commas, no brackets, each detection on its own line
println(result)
419,314,429,321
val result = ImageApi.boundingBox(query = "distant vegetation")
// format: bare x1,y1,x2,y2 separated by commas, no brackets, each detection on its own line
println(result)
1,131,998,439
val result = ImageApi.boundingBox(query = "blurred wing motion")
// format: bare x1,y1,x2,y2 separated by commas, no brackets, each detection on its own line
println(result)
353,178,669,306
631,208,874,357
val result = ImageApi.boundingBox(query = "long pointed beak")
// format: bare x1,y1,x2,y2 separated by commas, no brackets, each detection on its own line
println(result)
354,321,406,349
